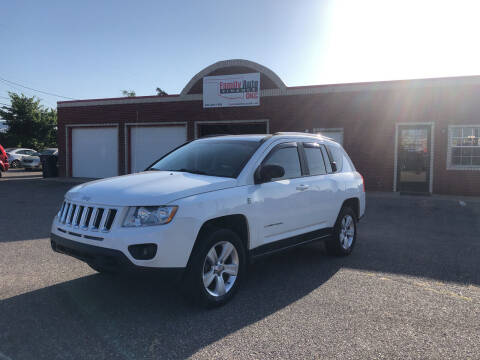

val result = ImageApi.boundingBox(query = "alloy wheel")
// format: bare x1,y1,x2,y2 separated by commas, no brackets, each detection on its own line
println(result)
339,214,355,250
202,241,239,297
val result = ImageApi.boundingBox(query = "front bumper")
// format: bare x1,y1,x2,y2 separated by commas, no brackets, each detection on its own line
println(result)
51,233,185,277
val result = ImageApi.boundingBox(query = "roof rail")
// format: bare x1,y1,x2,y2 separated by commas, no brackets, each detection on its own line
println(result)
273,132,323,138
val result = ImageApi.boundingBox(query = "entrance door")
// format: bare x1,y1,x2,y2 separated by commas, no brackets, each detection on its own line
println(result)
396,125,432,193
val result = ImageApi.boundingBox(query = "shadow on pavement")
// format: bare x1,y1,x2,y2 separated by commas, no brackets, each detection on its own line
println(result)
0,245,341,359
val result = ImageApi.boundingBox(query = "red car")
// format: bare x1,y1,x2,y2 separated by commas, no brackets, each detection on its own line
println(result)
0,144,9,177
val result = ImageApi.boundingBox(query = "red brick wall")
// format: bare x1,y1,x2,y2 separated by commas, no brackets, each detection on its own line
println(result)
57,82,480,196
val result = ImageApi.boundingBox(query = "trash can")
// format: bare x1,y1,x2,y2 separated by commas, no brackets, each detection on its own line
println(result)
42,154,58,178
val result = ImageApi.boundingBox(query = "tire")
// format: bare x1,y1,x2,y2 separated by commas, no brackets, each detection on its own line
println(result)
88,263,117,274
326,206,357,256
11,160,20,169
183,228,246,308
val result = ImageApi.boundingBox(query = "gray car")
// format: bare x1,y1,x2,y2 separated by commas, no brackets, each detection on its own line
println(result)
4,148,37,168
22,148,58,171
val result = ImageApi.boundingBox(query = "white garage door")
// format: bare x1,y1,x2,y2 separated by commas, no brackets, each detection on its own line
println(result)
72,127,118,178
130,126,187,173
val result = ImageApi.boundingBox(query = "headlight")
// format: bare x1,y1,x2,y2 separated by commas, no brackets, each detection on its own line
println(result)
123,206,178,227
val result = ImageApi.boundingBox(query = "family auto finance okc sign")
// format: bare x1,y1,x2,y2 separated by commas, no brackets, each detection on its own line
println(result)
203,73,260,108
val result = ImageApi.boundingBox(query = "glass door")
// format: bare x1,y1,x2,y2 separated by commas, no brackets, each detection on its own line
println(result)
397,125,432,193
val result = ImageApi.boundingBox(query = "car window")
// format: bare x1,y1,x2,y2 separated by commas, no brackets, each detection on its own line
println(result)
263,144,301,180
327,145,343,172
303,143,327,176
150,139,260,178
320,145,333,173
17,150,27,155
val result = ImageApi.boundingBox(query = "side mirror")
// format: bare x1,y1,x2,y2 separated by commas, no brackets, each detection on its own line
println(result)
255,164,285,184
331,161,337,172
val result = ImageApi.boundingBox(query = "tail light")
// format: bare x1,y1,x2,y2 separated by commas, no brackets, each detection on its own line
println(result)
359,173,365,192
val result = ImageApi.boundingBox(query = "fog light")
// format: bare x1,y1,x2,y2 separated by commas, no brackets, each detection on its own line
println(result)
128,244,157,260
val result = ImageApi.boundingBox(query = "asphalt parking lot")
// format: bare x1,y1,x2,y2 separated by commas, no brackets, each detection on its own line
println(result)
1,169,479,359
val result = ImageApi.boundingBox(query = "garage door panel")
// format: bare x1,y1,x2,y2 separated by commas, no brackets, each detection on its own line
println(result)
72,127,118,178
130,126,187,173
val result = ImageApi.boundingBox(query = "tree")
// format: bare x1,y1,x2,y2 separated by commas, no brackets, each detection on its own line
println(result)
156,87,168,96
121,90,136,97
0,92,57,149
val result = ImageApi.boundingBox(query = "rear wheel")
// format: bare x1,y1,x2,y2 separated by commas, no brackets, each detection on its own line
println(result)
184,228,246,307
326,206,357,256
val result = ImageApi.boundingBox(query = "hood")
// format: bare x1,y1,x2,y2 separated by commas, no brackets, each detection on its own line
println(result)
66,171,237,206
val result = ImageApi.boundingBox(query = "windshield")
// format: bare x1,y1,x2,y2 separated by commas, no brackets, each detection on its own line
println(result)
40,149,57,155
149,139,260,178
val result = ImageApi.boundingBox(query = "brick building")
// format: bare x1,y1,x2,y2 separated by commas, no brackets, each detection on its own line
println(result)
57,59,480,196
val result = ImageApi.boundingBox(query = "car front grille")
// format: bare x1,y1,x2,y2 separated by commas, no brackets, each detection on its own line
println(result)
57,201,118,232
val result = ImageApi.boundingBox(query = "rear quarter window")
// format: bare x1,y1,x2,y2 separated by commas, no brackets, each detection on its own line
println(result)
328,145,356,173
327,145,343,172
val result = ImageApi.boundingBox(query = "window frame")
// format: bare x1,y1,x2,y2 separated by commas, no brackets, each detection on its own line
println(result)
447,125,480,171
319,145,334,173
301,142,329,177
257,141,307,182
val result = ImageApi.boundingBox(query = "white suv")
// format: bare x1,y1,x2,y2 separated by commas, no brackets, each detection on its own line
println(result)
51,133,365,306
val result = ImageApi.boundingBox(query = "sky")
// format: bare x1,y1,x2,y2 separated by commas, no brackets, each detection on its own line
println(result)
1,0,480,109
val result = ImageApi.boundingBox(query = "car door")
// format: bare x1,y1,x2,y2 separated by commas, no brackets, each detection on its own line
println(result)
300,142,337,230
251,142,311,247
17,150,29,160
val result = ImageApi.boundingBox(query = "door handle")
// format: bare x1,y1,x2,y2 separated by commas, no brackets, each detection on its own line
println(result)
296,184,309,191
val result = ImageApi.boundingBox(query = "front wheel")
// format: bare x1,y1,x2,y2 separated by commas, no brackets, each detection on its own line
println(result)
11,160,20,169
184,228,246,307
326,206,357,256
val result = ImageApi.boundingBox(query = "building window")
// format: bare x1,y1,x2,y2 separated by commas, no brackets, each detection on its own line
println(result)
313,128,344,145
448,126,480,170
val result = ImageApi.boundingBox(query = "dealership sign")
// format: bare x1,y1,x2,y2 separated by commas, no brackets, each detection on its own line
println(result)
203,73,260,108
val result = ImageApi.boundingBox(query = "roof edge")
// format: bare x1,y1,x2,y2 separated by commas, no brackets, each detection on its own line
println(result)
57,74,480,108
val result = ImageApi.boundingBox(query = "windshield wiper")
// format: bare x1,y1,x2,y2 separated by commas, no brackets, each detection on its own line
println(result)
172,168,209,175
